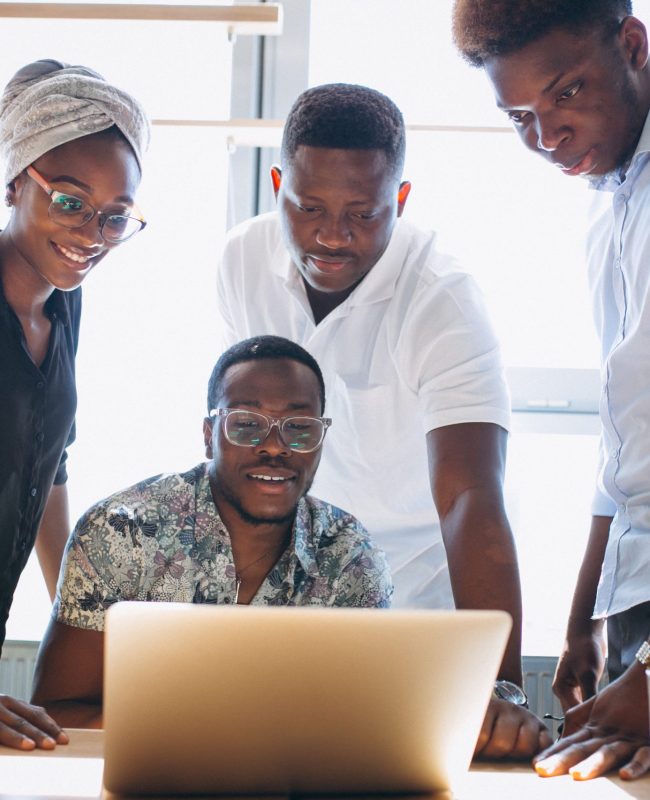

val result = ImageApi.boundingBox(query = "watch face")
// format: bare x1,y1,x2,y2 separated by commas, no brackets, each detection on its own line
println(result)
494,680,527,706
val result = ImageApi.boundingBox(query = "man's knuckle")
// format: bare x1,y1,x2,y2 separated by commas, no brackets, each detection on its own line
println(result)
488,742,512,759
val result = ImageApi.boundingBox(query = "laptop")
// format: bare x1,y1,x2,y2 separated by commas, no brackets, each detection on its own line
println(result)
103,603,510,796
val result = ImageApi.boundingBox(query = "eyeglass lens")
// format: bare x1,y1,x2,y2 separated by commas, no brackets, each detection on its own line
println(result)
224,410,324,451
49,193,142,242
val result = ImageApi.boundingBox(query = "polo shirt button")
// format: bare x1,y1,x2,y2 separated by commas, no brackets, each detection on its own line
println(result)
30,487,37,497
36,432,44,443
36,381,44,390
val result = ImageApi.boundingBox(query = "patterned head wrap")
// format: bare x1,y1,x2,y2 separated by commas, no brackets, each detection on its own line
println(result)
0,59,150,183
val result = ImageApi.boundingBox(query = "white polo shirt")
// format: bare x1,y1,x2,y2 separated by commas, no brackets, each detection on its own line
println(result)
589,111,650,618
217,213,510,608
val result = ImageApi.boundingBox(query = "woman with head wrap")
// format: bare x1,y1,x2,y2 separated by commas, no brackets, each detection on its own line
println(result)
0,59,149,750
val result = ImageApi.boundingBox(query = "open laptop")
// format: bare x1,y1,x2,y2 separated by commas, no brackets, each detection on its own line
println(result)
103,603,510,796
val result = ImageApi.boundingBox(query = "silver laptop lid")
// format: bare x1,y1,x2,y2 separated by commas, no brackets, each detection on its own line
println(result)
103,604,510,795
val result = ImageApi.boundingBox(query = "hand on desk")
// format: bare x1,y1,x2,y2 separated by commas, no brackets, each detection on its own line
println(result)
475,697,552,759
0,694,68,750
534,661,650,780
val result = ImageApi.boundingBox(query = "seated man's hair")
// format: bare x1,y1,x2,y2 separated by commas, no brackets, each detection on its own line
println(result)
208,336,326,414
281,83,406,178
452,0,633,67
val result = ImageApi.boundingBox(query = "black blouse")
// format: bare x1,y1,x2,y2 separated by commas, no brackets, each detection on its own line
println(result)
0,282,81,652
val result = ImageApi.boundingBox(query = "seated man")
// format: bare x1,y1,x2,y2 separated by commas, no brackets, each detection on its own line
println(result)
31,335,550,757
30,335,392,728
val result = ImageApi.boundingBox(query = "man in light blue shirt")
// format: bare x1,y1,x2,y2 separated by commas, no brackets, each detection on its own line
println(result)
453,0,650,783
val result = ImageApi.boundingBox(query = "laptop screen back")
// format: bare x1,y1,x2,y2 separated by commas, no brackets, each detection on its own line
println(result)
103,604,510,795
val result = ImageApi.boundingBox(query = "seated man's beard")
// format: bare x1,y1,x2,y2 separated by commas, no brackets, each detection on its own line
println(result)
218,477,314,527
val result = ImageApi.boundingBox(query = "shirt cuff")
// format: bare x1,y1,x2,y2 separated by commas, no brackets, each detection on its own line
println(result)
591,485,617,517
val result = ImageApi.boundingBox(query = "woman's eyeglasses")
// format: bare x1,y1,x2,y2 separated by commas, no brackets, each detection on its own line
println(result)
25,165,146,243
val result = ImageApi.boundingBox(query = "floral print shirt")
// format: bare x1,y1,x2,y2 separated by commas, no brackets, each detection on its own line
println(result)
54,463,393,631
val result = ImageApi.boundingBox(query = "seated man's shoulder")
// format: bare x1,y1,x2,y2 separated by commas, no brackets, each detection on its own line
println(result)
56,466,208,630
76,465,204,542
298,495,393,607
300,495,381,555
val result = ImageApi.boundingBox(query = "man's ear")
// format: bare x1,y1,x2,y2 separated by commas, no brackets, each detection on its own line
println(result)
620,16,649,70
397,181,412,217
270,166,282,199
203,418,214,459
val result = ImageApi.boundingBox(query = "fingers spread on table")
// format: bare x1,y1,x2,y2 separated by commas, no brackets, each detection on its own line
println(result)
0,695,68,750
569,740,642,781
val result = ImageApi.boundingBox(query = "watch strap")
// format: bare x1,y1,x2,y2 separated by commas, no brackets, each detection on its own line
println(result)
635,641,650,668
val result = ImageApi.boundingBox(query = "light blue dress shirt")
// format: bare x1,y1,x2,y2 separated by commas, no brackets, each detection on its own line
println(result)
588,111,650,618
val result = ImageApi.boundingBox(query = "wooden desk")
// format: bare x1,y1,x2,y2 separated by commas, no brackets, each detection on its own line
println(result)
1,729,649,800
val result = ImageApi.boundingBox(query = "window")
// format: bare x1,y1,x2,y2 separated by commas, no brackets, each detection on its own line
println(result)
8,0,646,656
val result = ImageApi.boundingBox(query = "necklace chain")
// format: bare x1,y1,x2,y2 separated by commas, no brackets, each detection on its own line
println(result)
236,548,275,579
233,547,278,604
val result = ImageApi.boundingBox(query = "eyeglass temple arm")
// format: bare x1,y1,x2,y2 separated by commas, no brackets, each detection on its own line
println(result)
25,165,53,196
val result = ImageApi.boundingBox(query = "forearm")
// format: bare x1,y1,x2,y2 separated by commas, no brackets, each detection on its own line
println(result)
35,484,71,601
31,620,105,732
566,515,611,636
441,486,522,685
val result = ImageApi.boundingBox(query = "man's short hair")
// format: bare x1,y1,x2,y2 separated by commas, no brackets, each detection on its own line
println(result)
280,83,406,178
452,0,633,67
208,336,326,414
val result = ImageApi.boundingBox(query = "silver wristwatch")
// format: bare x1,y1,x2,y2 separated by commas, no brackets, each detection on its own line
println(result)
493,679,528,707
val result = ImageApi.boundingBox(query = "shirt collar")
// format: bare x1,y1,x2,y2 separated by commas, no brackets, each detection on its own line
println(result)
590,108,650,192
0,273,70,325
0,276,9,319
196,463,320,578
292,496,321,577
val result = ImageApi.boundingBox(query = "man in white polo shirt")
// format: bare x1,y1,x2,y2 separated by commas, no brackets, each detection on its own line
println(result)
217,83,525,697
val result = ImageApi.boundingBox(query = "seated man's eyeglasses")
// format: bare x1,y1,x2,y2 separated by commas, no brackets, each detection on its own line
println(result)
25,164,146,243
210,408,332,453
